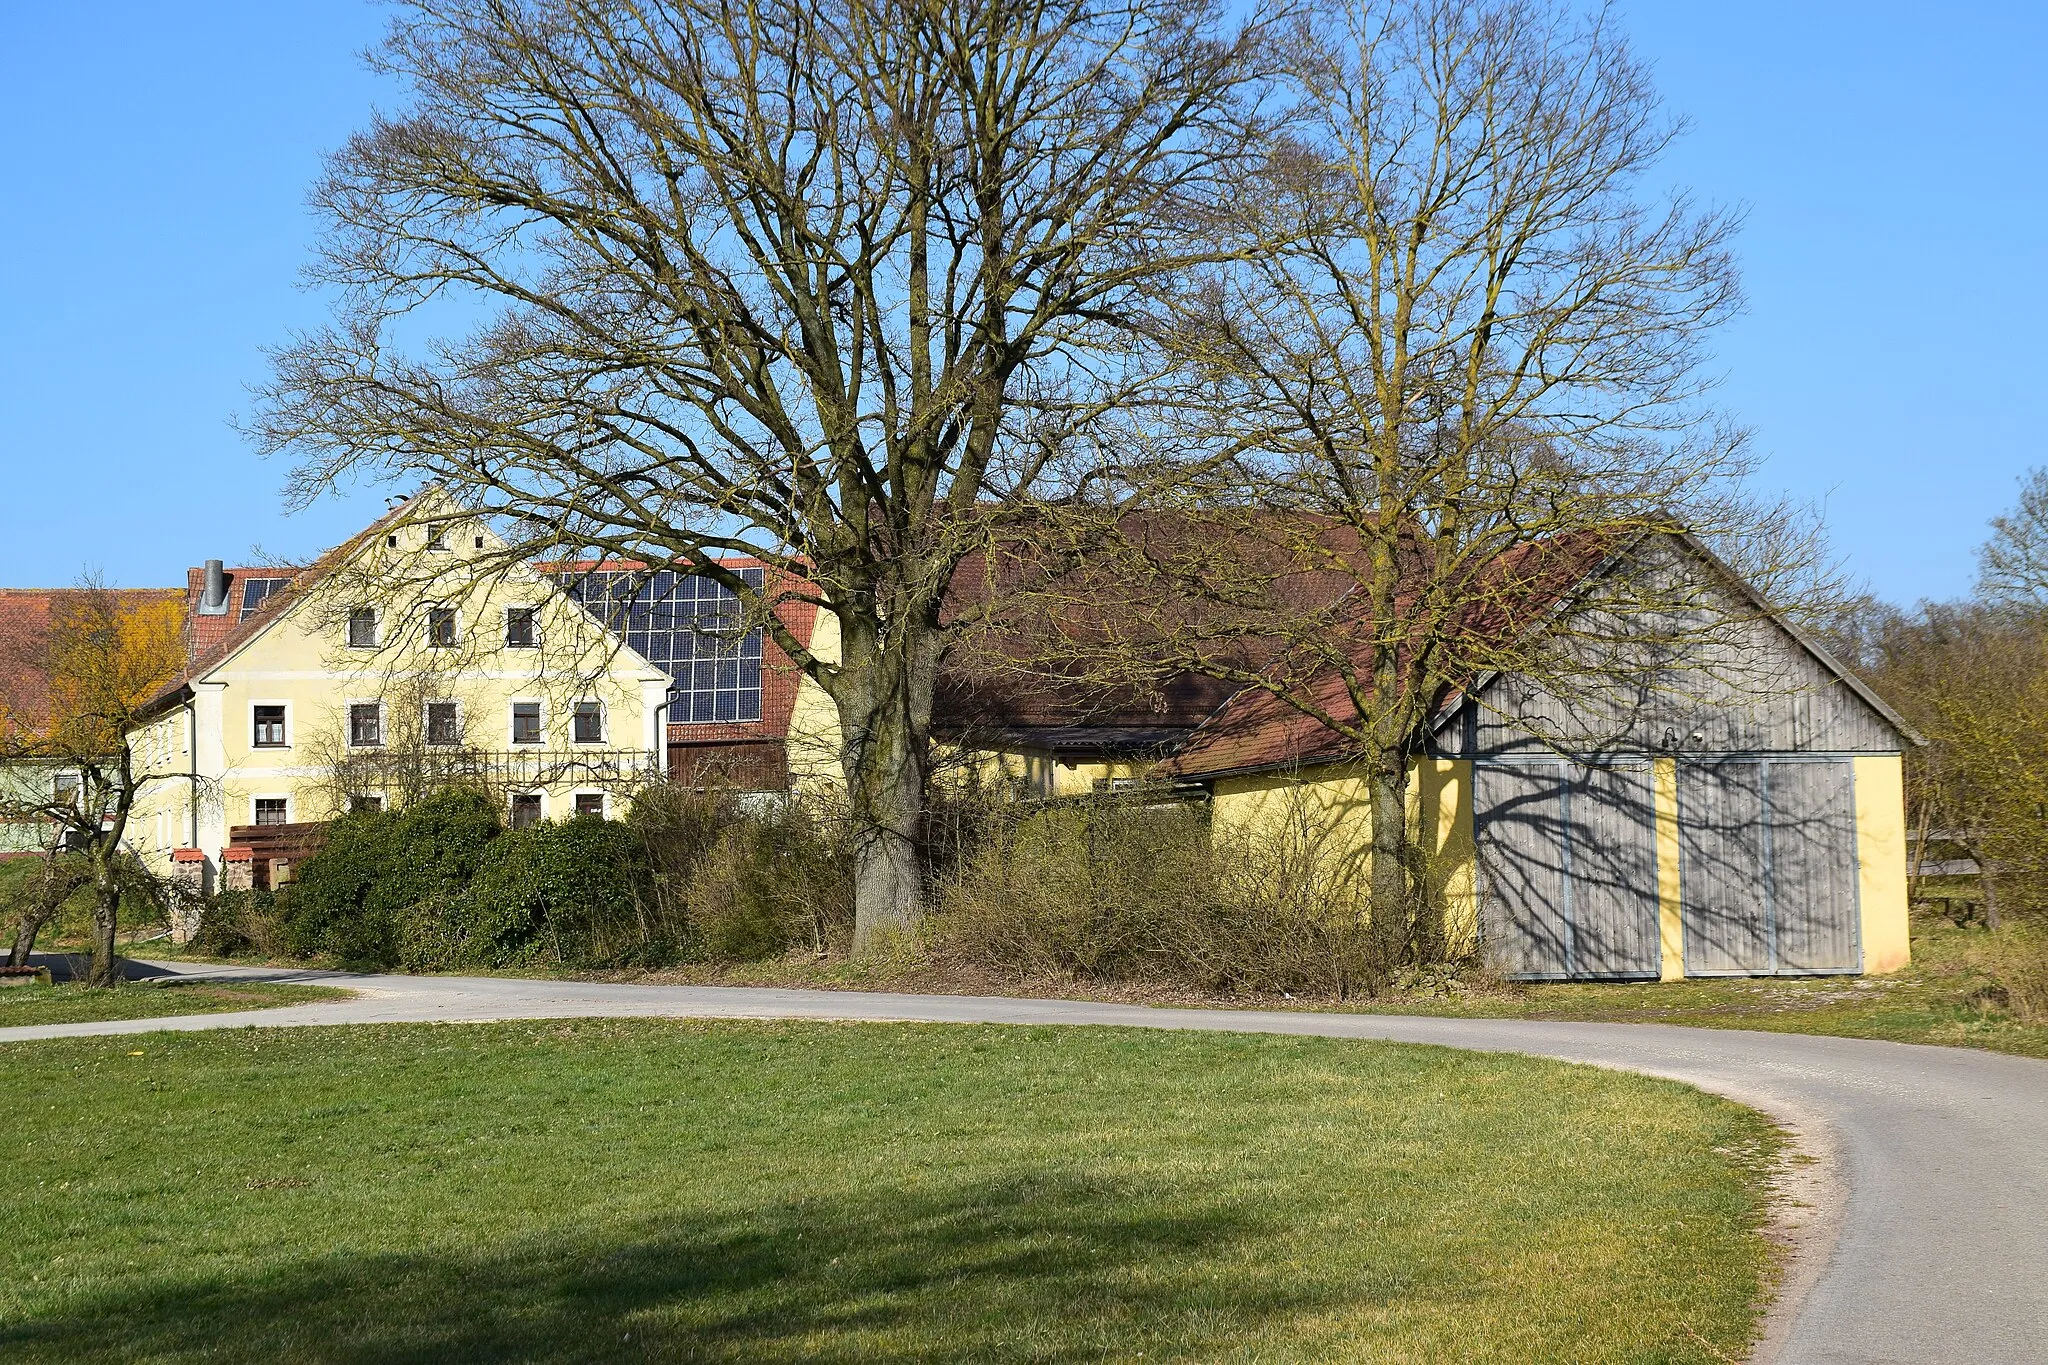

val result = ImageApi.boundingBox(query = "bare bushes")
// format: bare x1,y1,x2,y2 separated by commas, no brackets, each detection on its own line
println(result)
929,798,1419,1000
1982,922,2048,1023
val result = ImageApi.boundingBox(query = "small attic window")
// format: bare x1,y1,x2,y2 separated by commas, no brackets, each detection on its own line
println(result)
426,525,451,551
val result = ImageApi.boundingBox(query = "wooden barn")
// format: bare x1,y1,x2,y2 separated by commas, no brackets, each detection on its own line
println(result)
1172,530,1919,981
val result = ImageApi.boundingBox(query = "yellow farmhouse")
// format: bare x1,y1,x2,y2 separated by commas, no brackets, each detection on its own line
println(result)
127,492,671,892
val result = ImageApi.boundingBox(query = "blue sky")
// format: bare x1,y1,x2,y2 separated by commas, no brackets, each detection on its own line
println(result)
1,2,2042,604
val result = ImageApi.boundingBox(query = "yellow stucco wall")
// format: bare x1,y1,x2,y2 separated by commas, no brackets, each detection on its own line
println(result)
784,608,844,791
1854,753,1912,974
1208,758,1478,952
1653,757,1685,981
1212,751,1913,980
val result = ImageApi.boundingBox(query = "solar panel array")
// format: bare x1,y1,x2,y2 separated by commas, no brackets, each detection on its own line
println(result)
239,577,291,620
560,567,766,723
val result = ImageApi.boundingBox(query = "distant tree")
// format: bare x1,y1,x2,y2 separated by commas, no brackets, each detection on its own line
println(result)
1978,467,2048,609
254,0,1283,949
0,582,187,985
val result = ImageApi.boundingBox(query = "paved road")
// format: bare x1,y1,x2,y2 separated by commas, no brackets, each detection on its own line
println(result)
7,961,2046,1365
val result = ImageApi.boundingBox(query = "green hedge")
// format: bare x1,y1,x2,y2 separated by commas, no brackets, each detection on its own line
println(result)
226,786,853,971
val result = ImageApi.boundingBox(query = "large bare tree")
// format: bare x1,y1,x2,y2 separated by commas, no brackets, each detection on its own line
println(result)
255,0,1277,947
1024,0,1813,958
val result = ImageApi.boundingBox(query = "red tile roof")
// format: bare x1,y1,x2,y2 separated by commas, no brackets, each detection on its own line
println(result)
0,587,187,734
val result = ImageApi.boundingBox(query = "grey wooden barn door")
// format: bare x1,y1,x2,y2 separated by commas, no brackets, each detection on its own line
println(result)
1679,759,1861,975
1476,761,1660,980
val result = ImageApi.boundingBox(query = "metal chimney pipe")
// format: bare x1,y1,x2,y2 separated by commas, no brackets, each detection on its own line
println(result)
199,559,229,615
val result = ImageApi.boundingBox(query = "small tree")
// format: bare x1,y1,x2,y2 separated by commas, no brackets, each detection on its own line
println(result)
0,583,186,985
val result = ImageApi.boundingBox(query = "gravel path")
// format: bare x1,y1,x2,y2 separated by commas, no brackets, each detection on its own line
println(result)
7,960,2044,1365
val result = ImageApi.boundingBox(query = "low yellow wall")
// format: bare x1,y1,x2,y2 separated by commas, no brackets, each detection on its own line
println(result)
1208,759,1477,952
1854,754,1912,974
1653,757,1685,981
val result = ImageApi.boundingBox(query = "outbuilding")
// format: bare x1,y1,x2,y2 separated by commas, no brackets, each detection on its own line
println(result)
1172,530,1918,981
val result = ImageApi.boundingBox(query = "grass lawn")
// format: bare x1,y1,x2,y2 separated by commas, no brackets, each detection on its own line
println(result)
0,1020,1779,1363
0,978,352,1028
1347,916,2048,1059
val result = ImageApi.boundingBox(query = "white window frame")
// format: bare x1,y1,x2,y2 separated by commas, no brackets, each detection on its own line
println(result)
422,698,464,747
250,794,292,827
426,524,452,552
349,792,386,814
345,606,380,650
571,700,607,745
571,790,609,820
509,789,546,828
508,699,546,747
346,700,386,749
249,700,292,751
503,604,542,650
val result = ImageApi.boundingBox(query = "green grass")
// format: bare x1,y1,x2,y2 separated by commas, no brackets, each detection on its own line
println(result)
1350,916,2048,1059
0,1021,1778,1363
0,978,352,1028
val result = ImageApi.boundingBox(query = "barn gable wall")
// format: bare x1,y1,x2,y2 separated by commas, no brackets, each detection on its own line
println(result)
1439,536,1906,758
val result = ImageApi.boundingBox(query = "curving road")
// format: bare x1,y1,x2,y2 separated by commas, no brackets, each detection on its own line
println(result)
7,960,2047,1364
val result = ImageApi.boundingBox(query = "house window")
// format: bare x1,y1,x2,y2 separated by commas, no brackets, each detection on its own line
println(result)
574,793,606,819
505,607,538,649
510,792,543,829
252,705,287,748
52,772,80,807
427,525,451,551
253,798,288,826
424,701,461,746
350,794,384,814
559,567,765,724
572,702,604,744
347,607,378,649
511,701,543,746
348,703,383,748
239,578,290,620
427,608,458,648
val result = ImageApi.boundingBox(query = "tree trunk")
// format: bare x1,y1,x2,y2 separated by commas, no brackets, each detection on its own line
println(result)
1366,749,1412,987
7,913,44,969
86,878,121,989
835,626,941,955
7,859,85,968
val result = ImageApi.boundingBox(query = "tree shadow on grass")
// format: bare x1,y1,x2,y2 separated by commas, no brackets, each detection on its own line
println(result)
3,1170,1355,1363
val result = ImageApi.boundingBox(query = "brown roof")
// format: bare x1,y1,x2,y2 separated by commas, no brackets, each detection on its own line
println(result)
0,588,186,733
1168,531,1621,779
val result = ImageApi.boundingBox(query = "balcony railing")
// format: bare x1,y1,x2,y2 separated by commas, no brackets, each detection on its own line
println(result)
329,747,663,791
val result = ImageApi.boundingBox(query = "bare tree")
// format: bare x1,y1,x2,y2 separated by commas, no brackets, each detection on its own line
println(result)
0,583,187,985
1017,0,1816,960
254,0,1282,948
1978,467,2048,610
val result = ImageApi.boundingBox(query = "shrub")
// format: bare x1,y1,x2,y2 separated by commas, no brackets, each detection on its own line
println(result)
930,798,1402,999
193,889,289,959
405,816,652,970
283,789,502,965
685,799,854,961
